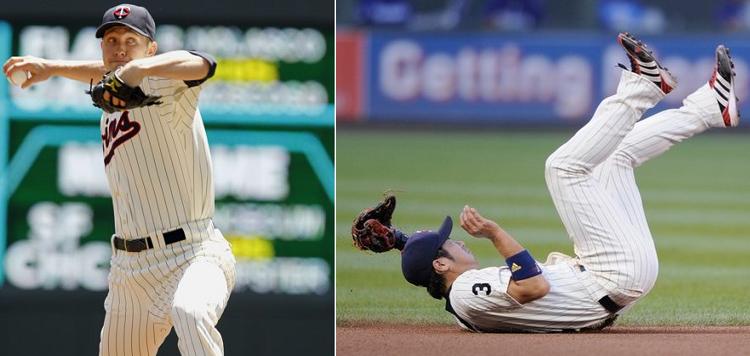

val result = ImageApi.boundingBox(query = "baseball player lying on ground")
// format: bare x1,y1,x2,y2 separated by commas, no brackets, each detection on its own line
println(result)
351,32,740,332
3,4,235,355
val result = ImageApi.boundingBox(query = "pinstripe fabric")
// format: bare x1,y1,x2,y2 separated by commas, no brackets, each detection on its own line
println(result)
544,70,666,306
449,261,612,332
171,262,230,355
545,71,723,308
98,76,235,355
589,81,723,296
100,221,236,356
101,77,212,240
592,83,722,239
448,72,724,332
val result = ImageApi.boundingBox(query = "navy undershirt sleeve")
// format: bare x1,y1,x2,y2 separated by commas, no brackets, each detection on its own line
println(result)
183,50,217,87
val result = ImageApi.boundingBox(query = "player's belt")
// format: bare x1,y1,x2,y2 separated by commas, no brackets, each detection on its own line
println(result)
597,296,623,314
577,265,625,314
113,228,187,252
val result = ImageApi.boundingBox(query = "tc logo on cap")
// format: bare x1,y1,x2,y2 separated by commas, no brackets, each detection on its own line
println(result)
113,5,131,19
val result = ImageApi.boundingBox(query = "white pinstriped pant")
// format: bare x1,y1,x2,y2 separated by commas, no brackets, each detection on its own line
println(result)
545,70,723,307
99,219,236,356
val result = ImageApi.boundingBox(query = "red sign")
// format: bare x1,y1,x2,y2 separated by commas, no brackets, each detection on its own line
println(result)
336,31,364,122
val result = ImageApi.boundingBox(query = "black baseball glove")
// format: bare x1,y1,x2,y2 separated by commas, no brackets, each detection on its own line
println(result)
352,195,408,253
87,71,162,113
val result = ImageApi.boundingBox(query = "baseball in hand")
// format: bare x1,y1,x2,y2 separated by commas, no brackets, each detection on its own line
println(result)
7,70,29,87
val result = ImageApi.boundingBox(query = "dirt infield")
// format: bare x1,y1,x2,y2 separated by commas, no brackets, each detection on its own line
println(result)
337,323,750,356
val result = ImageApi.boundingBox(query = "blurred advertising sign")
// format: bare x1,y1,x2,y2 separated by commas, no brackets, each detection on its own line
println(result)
10,25,333,116
335,30,364,121
367,32,600,123
5,131,332,295
361,32,750,125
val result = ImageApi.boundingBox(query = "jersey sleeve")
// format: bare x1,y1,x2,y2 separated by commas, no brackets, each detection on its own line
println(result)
450,267,523,316
136,76,201,128
138,50,217,98
138,52,213,127
183,50,217,88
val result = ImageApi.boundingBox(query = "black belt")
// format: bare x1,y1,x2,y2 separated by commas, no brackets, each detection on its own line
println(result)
598,295,624,314
577,264,625,314
113,228,186,252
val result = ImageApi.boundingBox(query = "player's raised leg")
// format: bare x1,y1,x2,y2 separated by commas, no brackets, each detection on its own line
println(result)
544,32,673,306
171,260,232,356
593,44,740,241
605,45,738,168
546,33,673,177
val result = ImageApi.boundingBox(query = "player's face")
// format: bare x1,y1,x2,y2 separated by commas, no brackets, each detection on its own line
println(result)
441,239,479,270
101,27,156,71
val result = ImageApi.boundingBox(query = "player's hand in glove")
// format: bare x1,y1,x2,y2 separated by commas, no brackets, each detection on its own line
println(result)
87,71,162,113
351,195,408,253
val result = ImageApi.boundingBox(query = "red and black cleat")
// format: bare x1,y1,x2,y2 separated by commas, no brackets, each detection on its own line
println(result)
617,32,677,95
709,45,740,127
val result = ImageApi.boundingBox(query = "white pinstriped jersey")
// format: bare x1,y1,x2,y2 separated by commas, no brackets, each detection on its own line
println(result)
448,256,612,333
447,70,728,333
95,52,235,356
100,76,212,239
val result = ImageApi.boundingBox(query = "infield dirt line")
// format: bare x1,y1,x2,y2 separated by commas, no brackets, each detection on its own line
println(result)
337,324,750,356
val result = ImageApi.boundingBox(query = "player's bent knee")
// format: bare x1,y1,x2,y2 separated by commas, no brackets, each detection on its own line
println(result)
544,155,588,179
171,301,220,327
610,150,640,169
544,155,560,178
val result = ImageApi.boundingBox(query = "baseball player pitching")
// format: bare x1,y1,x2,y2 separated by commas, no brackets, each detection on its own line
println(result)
3,4,236,354
351,32,740,332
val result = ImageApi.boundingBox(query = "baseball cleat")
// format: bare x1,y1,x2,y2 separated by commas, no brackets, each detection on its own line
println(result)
617,32,677,94
709,45,740,127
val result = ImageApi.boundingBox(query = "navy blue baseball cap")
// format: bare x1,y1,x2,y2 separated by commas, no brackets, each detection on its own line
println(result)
96,4,156,40
401,216,453,287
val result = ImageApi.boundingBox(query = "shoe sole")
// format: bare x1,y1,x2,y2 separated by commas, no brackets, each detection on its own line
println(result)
617,33,656,65
617,33,676,94
716,46,739,127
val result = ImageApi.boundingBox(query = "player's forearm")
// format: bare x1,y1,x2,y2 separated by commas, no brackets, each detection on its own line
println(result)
118,50,210,86
459,206,548,302
49,60,107,83
489,226,549,303
509,274,550,303
488,226,525,259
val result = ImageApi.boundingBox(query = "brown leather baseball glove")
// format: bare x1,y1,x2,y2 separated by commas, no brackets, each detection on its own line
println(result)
351,195,407,253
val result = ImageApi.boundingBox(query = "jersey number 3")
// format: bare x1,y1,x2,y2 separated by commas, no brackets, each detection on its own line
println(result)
472,283,491,296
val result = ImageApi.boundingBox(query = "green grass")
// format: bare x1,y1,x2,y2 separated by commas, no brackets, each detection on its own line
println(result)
336,129,750,326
